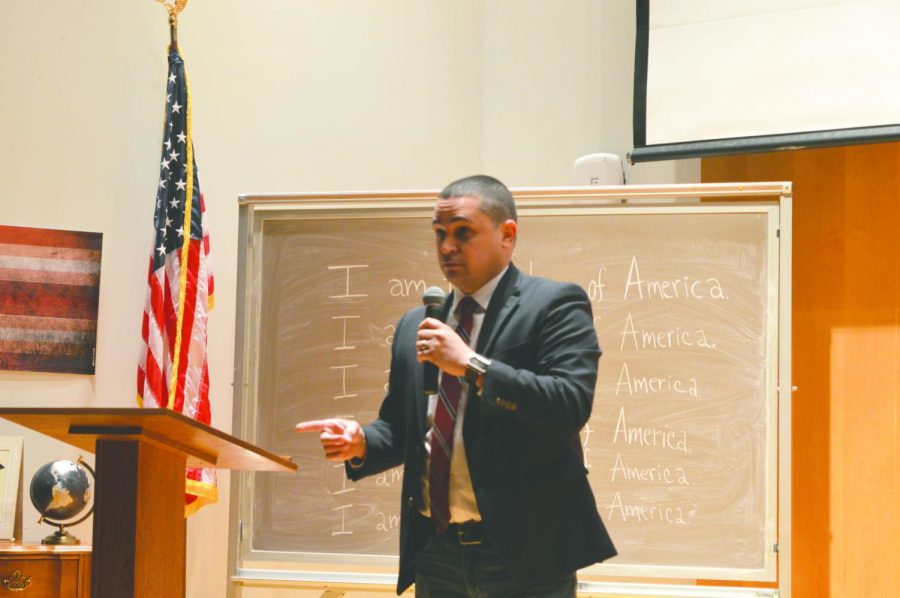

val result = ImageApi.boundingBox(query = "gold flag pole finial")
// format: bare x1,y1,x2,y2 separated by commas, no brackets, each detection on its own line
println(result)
156,0,188,50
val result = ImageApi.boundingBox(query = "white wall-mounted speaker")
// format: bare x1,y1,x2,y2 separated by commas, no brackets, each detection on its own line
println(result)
573,153,625,185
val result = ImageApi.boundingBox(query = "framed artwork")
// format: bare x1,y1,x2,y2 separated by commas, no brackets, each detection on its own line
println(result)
0,224,103,375
0,437,23,542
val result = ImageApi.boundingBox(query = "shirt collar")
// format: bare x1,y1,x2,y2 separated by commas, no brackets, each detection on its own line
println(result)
449,265,509,315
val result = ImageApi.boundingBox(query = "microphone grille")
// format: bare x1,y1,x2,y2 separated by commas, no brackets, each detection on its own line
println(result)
422,286,446,308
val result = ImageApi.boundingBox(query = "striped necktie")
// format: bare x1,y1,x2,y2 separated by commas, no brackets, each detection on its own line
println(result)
429,295,478,533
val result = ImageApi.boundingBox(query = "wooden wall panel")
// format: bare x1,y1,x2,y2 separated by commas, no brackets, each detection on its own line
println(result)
702,144,900,598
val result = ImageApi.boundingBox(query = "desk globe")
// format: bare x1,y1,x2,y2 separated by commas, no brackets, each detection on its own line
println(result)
29,458,94,545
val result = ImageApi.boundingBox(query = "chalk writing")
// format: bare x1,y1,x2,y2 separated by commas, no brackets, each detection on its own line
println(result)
614,362,699,398
609,453,691,485
587,267,607,302
333,462,356,495
331,504,353,536
333,315,360,351
612,407,689,453
375,511,401,533
375,468,403,487
388,278,427,297
624,256,726,301
604,492,694,525
330,364,359,400
326,267,364,534
619,312,716,351
328,264,368,299
581,422,594,469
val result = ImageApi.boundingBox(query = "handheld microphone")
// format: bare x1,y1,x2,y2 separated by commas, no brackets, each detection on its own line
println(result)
422,286,446,396
423,286,446,320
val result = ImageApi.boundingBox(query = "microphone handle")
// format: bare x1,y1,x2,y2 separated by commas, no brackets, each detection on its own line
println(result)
422,304,442,395
423,365,439,396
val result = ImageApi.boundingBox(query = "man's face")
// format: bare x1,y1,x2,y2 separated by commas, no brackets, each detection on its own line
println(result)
432,195,516,295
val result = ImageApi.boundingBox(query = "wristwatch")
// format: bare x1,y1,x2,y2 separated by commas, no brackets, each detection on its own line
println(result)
464,354,492,386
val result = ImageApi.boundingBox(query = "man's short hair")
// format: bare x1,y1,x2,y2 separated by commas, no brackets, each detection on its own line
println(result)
439,175,517,224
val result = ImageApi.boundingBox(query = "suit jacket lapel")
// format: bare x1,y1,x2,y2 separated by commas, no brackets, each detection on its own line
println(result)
476,264,522,356
463,265,522,452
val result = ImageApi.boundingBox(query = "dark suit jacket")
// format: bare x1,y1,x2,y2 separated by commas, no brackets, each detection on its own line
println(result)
347,264,616,594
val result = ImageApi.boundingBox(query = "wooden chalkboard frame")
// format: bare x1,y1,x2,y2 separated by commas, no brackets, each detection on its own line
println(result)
228,183,793,598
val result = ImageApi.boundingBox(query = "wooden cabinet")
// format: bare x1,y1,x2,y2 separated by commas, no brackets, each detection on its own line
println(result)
0,545,90,598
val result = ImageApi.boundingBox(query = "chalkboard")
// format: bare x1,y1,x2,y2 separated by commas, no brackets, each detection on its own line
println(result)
232,184,790,586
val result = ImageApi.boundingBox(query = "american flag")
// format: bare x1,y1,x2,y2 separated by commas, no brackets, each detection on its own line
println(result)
0,225,102,375
137,47,216,515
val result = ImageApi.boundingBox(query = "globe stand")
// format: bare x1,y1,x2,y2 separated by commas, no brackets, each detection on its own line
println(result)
39,505,94,545
35,457,95,546
41,527,82,546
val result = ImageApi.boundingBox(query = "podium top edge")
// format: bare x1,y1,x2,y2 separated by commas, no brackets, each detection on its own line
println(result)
0,408,297,473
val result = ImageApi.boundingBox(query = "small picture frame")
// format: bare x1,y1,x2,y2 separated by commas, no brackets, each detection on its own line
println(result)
0,437,24,542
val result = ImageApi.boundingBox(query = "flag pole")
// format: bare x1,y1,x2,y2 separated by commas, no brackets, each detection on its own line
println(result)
156,0,188,51
169,14,178,52
143,0,218,516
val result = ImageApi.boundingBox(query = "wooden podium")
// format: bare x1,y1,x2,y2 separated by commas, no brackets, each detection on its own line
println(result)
0,408,297,598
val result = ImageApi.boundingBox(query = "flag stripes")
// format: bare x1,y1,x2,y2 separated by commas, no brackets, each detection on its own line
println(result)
137,46,216,516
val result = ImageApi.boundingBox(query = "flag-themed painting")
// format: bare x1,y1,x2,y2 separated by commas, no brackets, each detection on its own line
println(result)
0,225,102,375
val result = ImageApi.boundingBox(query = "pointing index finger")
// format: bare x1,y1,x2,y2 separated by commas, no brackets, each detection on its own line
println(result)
295,419,338,433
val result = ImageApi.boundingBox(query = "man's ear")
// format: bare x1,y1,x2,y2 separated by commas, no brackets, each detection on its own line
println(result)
501,219,517,248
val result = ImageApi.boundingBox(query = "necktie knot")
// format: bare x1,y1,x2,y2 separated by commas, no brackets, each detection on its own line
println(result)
454,297,478,345
456,296,479,318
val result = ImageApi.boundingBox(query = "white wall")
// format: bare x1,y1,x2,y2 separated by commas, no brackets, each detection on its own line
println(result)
0,1,697,596
482,0,699,185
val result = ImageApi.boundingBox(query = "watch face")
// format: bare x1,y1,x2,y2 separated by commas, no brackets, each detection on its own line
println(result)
466,355,489,385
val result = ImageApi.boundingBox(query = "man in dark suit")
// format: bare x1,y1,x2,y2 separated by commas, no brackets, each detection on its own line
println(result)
296,175,616,596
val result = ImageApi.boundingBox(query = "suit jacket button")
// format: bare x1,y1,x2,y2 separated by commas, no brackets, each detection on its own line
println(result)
406,496,415,507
